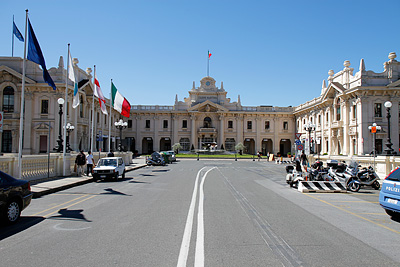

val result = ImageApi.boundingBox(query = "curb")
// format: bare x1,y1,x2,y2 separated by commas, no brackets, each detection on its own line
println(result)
32,164,147,198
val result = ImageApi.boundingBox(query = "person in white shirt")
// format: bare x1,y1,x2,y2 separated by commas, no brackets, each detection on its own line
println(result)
86,151,95,176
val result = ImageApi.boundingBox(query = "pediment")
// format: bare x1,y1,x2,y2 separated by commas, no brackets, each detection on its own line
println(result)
188,100,228,112
387,78,400,88
321,82,345,101
0,65,36,84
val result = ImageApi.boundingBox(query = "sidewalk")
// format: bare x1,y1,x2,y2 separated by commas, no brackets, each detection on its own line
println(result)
31,157,147,198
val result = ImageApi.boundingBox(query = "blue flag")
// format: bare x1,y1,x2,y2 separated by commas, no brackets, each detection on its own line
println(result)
27,19,56,90
13,22,24,42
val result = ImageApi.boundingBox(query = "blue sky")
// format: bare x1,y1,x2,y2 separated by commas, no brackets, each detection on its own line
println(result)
2,0,400,107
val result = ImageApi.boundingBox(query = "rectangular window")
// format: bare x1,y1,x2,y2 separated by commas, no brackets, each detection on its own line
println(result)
265,121,270,129
128,120,132,128
1,130,12,153
182,120,187,128
41,99,49,114
283,121,288,130
353,105,357,119
247,121,252,130
228,120,233,129
318,115,321,124
163,120,168,128
374,103,382,117
97,112,100,123
145,120,150,128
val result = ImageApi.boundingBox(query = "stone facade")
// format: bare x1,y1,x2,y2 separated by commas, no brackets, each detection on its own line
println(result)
294,52,400,156
1,52,399,156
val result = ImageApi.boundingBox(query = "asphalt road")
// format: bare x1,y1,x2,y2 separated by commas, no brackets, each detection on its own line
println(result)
1,160,400,266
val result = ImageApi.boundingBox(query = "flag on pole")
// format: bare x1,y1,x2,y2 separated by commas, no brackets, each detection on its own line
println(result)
208,50,212,58
111,82,131,118
13,21,24,42
27,19,56,90
94,76,108,115
68,50,79,108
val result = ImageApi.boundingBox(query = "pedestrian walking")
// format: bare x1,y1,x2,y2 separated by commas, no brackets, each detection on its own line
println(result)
75,150,86,176
257,151,262,161
86,151,95,176
300,151,308,171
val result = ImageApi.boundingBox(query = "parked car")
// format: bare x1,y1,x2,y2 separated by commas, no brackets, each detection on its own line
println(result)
379,167,400,218
92,157,126,181
0,170,33,224
162,151,176,162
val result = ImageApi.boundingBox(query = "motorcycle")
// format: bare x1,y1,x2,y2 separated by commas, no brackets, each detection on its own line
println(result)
146,152,166,166
286,159,305,188
326,160,361,192
347,161,380,190
306,160,329,181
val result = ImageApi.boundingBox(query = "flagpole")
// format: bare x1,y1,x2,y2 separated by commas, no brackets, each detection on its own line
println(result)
91,66,96,153
207,50,209,77
109,79,112,152
18,9,28,179
12,15,14,57
62,44,70,176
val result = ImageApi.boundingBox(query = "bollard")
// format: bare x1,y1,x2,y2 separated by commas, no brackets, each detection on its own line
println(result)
197,153,199,161
253,155,255,161
235,153,237,161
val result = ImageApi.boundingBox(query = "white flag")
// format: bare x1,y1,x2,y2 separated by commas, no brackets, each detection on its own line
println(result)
69,52,79,108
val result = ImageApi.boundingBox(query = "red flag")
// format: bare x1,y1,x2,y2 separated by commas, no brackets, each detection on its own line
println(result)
94,77,108,115
208,50,212,58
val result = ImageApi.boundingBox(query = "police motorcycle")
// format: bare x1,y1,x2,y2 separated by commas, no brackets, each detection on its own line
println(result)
326,160,361,192
346,161,380,190
285,158,305,188
306,160,329,181
146,152,166,166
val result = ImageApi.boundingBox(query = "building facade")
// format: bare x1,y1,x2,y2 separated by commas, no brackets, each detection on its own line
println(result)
1,52,399,156
295,52,400,156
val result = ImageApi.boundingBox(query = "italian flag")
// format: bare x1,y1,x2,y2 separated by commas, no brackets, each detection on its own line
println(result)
208,50,212,58
111,82,131,118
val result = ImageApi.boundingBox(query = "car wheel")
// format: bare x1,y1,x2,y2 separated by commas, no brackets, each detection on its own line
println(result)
385,209,400,219
5,200,21,224
115,172,119,180
372,181,380,190
122,171,125,179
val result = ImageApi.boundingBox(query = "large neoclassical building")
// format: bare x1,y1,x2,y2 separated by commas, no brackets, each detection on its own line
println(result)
0,52,399,156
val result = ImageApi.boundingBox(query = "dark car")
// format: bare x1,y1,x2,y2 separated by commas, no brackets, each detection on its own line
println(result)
379,167,400,218
0,170,33,224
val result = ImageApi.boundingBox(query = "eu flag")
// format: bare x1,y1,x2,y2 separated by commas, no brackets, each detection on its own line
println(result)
27,19,56,90
13,22,24,42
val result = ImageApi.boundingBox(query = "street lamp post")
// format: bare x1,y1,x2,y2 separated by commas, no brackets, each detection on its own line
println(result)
64,122,75,152
384,101,394,155
303,122,315,155
368,123,381,167
114,119,127,152
54,98,64,152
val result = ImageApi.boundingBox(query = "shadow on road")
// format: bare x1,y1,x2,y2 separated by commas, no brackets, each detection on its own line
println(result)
48,208,92,222
101,188,132,196
0,216,45,241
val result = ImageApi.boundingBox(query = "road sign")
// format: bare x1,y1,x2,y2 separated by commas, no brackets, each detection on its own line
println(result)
295,140,301,145
295,133,302,139
98,130,103,142
297,144,303,150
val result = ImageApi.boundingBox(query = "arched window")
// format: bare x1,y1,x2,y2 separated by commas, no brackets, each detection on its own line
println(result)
203,117,212,128
3,86,14,113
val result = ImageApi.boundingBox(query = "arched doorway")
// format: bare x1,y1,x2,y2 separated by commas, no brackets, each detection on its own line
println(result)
142,137,153,154
244,138,255,155
279,139,291,156
261,139,273,155
160,137,171,151
203,117,212,128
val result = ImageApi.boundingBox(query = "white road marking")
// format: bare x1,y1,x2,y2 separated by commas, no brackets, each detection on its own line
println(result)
177,166,216,267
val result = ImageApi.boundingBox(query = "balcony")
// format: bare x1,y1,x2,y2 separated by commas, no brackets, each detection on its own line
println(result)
199,128,217,133
331,121,343,128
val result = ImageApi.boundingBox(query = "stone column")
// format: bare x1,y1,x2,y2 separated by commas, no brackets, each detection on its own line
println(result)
391,99,399,152
342,99,350,155
273,117,280,154
236,115,243,145
256,116,261,153
154,116,159,152
136,115,142,154
23,92,33,154
191,115,196,150
172,114,179,146
219,114,224,149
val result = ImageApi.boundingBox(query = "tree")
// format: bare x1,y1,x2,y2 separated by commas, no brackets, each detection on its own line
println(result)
235,142,245,155
172,143,182,154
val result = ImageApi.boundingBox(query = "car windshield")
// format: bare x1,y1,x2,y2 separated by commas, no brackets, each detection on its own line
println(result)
98,159,117,167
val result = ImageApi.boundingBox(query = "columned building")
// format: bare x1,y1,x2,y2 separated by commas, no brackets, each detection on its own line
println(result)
1,52,399,156
128,76,294,155
294,52,400,156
